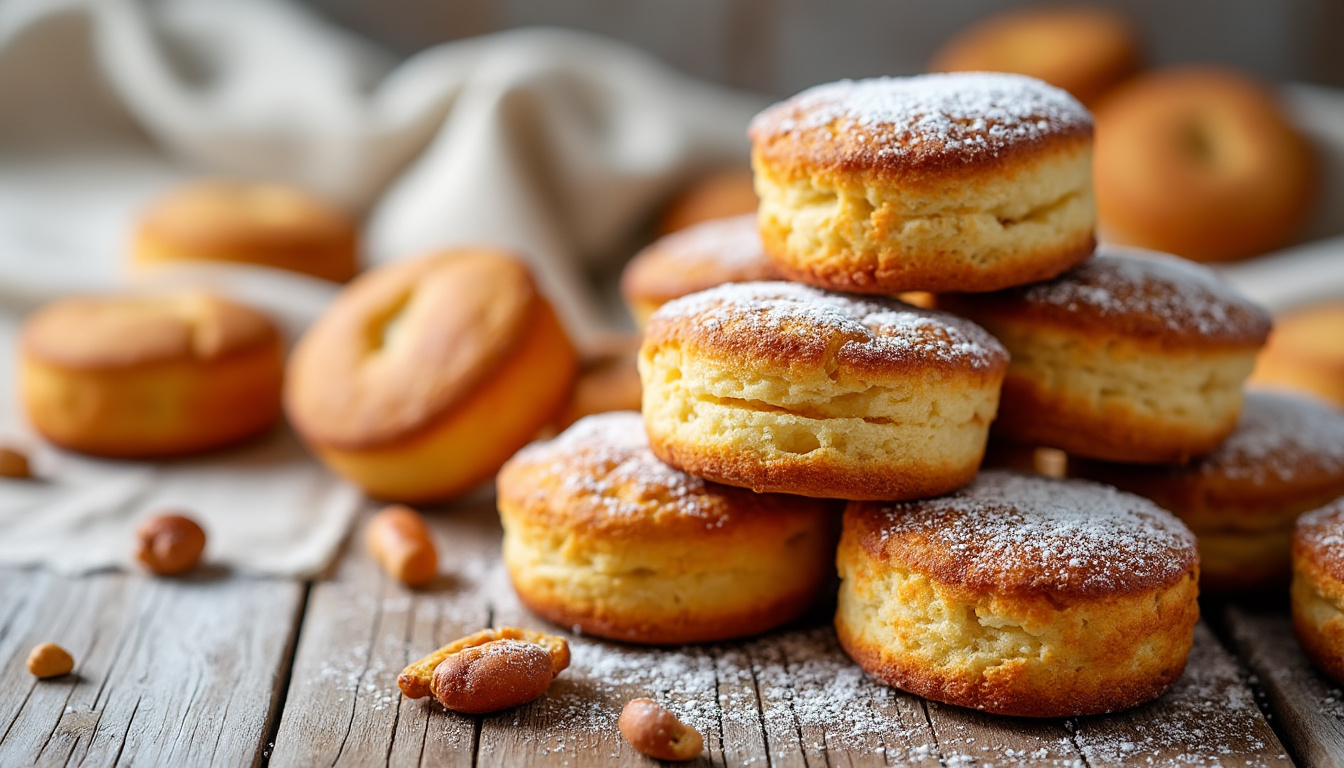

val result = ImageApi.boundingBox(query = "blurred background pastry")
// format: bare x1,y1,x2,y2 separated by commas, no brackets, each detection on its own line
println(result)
1093,67,1316,262
1250,302,1344,407
928,6,1140,106
553,337,644,431
20,292,284,457
285,249,577,502
654,169,758,236
133,180,360,282
620,214,779,328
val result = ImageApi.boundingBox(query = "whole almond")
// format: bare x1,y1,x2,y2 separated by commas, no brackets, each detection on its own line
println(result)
619,698,703,761
27,642,74,678
135,514,206,576
366,505,438,587
0,447,31,479
430,639,555,714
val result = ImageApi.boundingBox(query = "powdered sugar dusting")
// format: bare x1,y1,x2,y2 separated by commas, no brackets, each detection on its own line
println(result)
653,214,773,271
868,471,1197,595
1017,250,1271,341
652,281,1007,372
507,411,733,523
1198,390,1344,483
1295,497,1344,571
751,72,1090,162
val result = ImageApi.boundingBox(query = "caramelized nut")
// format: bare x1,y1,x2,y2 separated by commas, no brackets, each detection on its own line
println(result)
399,627,569,700
430,639,555,713
26,642,74,678
619,698,703,761
135,514,206,575
0,447,31,479
366,505,438,587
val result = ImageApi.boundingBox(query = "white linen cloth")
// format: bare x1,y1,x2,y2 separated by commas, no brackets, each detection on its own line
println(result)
0,0,763,576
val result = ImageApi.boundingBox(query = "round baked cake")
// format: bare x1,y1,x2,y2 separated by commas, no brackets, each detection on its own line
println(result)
749,72,1096,294
940,247,1272,464
621,214,780,328
837,470,1200,717
1293,499,1344,684
497,411,836,644
639,281,1008,500
1074,391,1344,591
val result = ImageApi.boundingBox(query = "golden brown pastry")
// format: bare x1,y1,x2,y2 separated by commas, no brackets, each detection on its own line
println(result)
497,412,836,644
1293,499,1344,684
20,292,283,457
1073,391,1344,592
554,337,644,431
285,249,578,502
940,248,1272,464
133,180,359,282
837,471,1200,717
929,6,1139,106
655,169,758,236
1250,302,1344,408
1094,67,1315,262
621,214,780,328
750,73,1095,294
639,282,1008,500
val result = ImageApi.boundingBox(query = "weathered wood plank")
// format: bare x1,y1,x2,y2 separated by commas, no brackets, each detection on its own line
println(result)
268,498,496,768
1226,603,1344,768
1070,623,1290,768
0,568,304,768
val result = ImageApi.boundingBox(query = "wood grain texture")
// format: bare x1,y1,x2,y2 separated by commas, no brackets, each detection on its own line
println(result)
263,496,1296,768
1227,603,1344,768
0,568,303,768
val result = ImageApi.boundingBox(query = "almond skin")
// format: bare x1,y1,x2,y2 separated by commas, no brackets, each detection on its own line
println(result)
430,639,555,714
135,514,206,576
619,698,704,761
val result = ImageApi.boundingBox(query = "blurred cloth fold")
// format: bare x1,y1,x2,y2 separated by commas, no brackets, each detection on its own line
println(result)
0,0,763,576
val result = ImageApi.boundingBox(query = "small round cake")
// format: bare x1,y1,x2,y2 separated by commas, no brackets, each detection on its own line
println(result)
133,180,359,282
1293,499,1344,684
1251,302,1344,408
639,282,1008,500
928,7,1139,106
656,169,759,236
497,412,836,644
1094,67,1315,262
749,73,1096,294
1072,391,1344,591
837,471,1200,718
286,249,578,502
621,214,780,328
939,248,1272,464
20,292,284,457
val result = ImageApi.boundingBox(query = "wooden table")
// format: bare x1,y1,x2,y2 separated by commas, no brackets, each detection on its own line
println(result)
0,498,1339,767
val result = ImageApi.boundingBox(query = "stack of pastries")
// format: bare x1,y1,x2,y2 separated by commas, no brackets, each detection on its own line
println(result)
499,70,1344,718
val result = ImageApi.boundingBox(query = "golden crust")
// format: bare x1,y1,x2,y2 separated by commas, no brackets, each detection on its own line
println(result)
286,249,544,450
939,249,1272,351
496,412,835,644
1070,391,1344,533
749,73,1092,183
1293,501,1344,683
928,7,1139,106
20,292,283,457
642,282,1007,382
133,180,358,282
837,471,1200,717
843,472,1199,599
22,292,278,369
1094,67,1315,263
621,214,779,310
